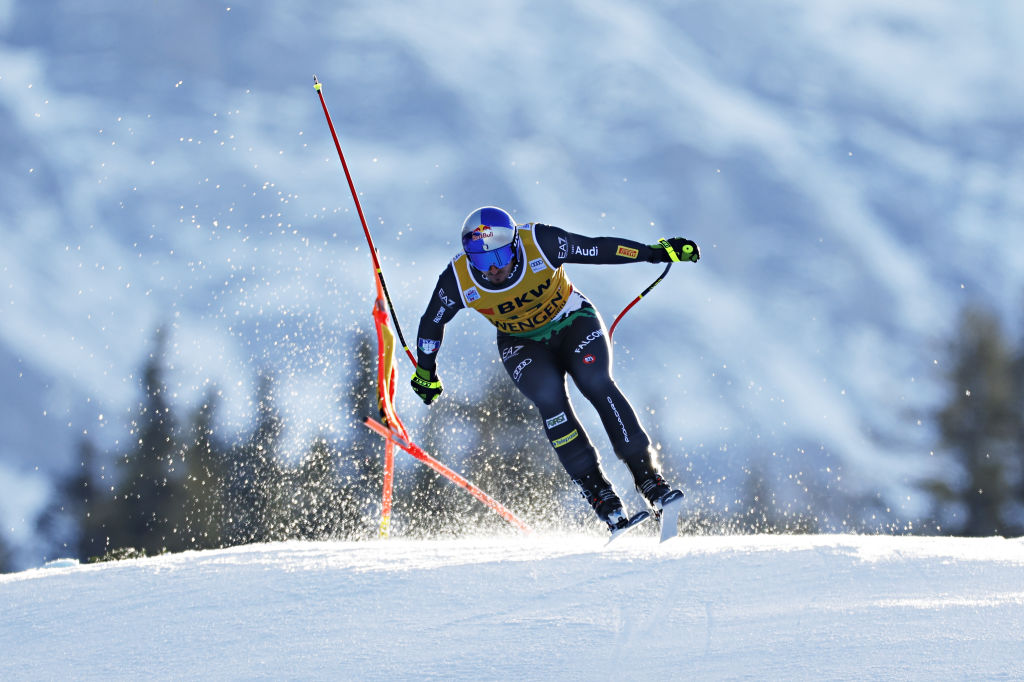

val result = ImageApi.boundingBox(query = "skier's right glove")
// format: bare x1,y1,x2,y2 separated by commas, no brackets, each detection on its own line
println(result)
649,237,700,263
410,366,443,405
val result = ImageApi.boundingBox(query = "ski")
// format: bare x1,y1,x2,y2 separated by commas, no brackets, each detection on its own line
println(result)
656,490,685,543
605,510,652,546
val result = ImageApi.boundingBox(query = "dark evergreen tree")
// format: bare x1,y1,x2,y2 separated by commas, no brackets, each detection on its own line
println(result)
338,328,384,538
224,371,287,545
0,533,13,573
733,466,780,533
1012,311,1024,524
180,388,230,550
932,306,1022,536
105,328,189,556
35,438,99,561
287,436,350,539
74,439,109,559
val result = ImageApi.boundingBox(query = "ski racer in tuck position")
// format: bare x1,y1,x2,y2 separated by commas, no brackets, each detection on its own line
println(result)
410,206,699,536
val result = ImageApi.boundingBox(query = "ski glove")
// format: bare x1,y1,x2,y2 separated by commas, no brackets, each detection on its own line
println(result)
650,237,700,263
411,366,443,405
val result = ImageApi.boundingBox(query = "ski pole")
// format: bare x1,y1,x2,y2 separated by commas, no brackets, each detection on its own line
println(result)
313,75,417,368
608,262,672,341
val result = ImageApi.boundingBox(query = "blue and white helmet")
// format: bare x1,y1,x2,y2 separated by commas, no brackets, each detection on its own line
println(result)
460,206,519,272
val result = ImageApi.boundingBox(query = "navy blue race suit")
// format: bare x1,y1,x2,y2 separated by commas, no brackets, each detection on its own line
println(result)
415,223,671,503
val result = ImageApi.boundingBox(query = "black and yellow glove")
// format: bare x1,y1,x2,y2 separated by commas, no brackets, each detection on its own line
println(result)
650,237,700,263
410,366,443,405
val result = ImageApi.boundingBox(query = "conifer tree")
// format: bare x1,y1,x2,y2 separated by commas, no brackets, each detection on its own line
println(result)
338,329,384,537
287,436,348,540
0,533,12,573
180,388,229,550
733,467,779,533
224,371,287,544
35,439,99,561
933,307,1022,536
1012,314,1024,519
108,328,189,556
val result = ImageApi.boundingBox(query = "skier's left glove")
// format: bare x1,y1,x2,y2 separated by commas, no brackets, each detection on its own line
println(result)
410,366,443,405
649,237,700,263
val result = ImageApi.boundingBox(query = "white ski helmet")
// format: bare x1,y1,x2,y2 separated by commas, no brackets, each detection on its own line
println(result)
460,206,520,272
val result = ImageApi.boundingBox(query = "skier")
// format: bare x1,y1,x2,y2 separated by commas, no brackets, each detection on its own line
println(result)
410,206,700,535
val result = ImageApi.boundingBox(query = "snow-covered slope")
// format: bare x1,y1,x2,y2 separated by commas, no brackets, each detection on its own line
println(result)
3,535,1023,680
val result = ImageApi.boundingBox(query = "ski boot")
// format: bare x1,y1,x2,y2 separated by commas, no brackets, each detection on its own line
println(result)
578,483,650,544
588,485,630,532
637,474,685,542
575,469,651,539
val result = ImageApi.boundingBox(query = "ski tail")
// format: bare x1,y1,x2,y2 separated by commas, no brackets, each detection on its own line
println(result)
657,490,685,542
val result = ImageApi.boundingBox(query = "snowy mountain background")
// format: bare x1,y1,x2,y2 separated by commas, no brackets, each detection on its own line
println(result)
3,535,1024,679
1,1,1023,568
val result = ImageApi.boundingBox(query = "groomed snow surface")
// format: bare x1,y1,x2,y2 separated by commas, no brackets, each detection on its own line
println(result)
2,534,1023,680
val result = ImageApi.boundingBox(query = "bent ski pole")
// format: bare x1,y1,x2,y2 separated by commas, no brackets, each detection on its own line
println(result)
608,262,672,341
313,75,417,368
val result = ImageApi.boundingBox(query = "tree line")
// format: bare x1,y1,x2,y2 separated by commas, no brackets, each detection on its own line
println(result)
30,327,568,565
6,300,1022,573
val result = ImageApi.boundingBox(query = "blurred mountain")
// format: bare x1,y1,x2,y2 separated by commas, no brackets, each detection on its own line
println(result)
1,1,1022,558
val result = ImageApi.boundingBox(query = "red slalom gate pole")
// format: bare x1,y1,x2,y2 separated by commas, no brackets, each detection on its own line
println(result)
379,438,395,537
371,296,403,538
315,76,529,536
365,299,530,534
313,75,417,368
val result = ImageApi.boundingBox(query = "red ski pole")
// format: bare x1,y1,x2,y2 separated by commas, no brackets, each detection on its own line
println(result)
608,262,673,340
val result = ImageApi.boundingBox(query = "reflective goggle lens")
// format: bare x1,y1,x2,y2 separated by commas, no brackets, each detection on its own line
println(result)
466,242,514,272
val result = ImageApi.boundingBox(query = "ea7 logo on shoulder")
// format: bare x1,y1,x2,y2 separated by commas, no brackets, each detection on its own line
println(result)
438,288,456,308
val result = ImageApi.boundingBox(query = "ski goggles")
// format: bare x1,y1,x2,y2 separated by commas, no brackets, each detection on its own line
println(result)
462,227,519,272
465,242,516,272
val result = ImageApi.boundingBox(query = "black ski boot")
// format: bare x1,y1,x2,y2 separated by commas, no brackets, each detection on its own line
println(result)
637,474,684,515
586,486,652,543
589,485,629,531
621,448,685,517
637,474,685,542
618,448,685,541
574,470,630,532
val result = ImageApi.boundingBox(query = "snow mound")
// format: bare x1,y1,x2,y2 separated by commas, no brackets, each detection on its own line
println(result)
3,535,1023,679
